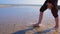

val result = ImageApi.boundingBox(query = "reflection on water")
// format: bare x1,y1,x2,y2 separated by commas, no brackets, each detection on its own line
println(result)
0,6,40,24
0,6,55,24
0,6,60,34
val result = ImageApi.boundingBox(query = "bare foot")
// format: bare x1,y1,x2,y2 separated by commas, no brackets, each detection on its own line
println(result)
54,26,59,29
33,23,40,27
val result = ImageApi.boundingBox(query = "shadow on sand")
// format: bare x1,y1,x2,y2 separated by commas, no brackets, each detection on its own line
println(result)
12,27,55,34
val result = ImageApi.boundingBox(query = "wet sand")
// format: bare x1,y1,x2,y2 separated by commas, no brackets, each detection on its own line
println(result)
0,6,60,34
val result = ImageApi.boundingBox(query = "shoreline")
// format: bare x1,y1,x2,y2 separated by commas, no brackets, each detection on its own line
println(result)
0,4,60,9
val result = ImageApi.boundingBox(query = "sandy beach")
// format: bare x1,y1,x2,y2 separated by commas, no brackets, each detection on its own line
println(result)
0,5,60,34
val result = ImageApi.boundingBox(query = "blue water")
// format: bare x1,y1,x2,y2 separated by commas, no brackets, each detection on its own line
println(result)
0,6,41,24
0,6,60,24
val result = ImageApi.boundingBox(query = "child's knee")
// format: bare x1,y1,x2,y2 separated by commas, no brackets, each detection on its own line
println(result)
53,14,58,18
51,7,58,18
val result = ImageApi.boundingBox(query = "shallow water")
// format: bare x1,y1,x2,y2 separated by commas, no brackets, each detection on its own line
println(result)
0,6,60,34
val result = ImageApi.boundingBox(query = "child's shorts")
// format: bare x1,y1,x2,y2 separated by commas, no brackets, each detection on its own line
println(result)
40,1,58,18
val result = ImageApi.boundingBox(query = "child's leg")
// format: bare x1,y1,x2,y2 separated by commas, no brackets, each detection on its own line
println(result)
55,17,59,29
33,3,47,26
33,12,44,26
51,6,59,29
